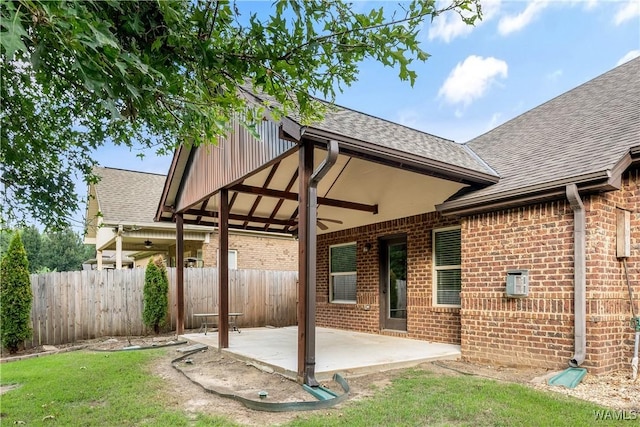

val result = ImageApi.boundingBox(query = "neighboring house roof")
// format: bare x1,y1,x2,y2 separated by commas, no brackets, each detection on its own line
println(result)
93,167,166,224
439,57,640,214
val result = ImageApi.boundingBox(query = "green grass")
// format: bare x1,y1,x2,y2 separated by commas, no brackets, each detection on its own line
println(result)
1,352,628,427
288,369,624,427
0,349,236,426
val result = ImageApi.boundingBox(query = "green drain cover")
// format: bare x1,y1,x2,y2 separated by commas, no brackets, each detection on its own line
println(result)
548,368,587,389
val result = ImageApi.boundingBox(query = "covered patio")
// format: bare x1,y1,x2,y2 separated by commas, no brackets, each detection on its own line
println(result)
181,326,460,381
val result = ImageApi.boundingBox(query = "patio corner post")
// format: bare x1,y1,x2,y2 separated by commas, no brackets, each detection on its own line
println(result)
176,213,185,335
219,188,230,349
297,142,313,384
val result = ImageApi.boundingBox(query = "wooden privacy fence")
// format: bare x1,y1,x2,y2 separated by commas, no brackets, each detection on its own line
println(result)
28,268,298,347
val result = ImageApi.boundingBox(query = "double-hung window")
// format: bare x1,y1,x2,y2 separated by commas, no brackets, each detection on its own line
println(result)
329,242,357,303
433,227,461,307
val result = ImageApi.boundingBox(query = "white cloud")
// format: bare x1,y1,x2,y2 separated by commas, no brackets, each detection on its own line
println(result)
498,0,549,36
584,0,598,11
438,55,508,109
617,50,640,66
614,1,640,25
428,0,501,43
487,112,503,131
546,69,563,81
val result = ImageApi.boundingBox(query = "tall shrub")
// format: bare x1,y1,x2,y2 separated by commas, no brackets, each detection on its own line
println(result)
0,233,33,353
142,257,169,334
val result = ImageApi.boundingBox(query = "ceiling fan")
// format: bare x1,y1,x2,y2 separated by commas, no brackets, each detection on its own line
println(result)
290,217,343,231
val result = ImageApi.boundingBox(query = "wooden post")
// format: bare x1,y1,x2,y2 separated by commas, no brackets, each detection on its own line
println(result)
297,143,313,382
115,225,123,270
176,214,185,335
219,188,230,349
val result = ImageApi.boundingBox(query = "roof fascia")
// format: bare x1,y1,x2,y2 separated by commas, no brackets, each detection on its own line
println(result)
155,144,192,222
437,170,616,216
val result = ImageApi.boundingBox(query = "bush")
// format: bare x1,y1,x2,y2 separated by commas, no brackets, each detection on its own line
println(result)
0,232,33,353
142,257,169,334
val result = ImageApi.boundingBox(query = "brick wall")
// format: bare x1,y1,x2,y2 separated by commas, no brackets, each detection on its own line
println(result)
460,167,639,374
316,212,461,344
203,232,298,271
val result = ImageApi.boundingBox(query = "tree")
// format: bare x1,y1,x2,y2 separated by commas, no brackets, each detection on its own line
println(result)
142,257,169,334
0,232,33,353
20,226,43,273
39,227,90,272
1,0,481,230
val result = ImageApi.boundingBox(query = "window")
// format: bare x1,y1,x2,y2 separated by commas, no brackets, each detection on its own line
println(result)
433,227,461,306
217,249,238,270
329,242,357,303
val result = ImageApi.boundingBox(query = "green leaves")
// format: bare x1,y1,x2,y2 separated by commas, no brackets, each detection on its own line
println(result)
1,0,481,230
0,232,33,353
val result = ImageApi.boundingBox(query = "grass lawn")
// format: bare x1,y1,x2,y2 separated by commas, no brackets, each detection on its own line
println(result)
1,350,623,426
0,349,235,426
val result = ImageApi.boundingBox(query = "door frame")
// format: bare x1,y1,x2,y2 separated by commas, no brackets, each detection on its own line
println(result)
379,234,408,331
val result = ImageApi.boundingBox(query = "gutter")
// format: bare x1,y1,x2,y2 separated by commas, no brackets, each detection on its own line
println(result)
566,184,586,367
437,170,616,216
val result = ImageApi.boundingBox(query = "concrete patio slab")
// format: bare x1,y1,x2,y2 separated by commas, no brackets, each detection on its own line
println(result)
180,326,460,381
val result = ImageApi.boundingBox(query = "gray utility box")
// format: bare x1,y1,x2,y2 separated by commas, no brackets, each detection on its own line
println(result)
506,270,529,297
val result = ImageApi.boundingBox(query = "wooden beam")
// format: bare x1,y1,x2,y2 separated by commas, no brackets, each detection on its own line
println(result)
265,170,298,231
182,208,297,227
218,189,229,349
231,184,378,213
243,162,280,228
176,214,185,336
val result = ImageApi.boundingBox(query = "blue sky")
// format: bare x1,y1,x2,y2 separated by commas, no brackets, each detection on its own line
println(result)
77,0,639,227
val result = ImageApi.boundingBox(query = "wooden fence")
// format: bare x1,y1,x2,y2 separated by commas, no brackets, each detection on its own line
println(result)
28,268,298,347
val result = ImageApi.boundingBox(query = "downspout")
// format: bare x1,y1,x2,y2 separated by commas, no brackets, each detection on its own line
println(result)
566,184,586,367
304,140,339,387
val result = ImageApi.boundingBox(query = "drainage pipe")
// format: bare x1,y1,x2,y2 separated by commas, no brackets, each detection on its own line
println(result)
566,184,586,367
623,258,639,380
304,140,339,387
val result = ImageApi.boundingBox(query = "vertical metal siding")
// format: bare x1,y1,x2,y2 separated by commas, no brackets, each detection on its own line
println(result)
176,118,296,211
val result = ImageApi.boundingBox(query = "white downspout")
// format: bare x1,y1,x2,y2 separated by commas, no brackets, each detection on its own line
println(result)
566,184,586,367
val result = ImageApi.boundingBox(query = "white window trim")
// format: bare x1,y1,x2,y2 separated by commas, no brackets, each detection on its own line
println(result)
217,249,238,270
329,242,357,304
432,226,462,308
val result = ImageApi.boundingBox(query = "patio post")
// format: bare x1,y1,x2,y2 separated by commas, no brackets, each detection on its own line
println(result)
297,142,313,383
176,213,185,335
219,188,230,348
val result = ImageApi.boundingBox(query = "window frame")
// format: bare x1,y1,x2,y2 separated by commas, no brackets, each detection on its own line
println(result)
217,249,238,270
329,242,357,304
432,226,462,308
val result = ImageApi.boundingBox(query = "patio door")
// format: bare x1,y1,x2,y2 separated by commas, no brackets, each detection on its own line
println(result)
380,236,407,331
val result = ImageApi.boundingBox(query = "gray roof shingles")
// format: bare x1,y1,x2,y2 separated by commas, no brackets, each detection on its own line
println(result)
451,57,640,206
93,167,166,224
309,106,497,175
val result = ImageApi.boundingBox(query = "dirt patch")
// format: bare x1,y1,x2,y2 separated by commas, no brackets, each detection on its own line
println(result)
3,334,639,425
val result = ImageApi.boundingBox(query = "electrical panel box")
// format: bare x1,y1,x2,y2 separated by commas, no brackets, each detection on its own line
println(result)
506,270,529,298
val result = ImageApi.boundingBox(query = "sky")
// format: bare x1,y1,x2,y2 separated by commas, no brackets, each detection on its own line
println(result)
75,0,640,228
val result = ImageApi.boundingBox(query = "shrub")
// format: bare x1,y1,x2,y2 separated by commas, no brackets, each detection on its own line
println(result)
142,257,169,334
0,232,33,353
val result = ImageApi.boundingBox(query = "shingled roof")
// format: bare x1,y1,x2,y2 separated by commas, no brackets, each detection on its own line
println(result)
245,89,499,184
93,167,166,224
439,57,640,213
305,104,497,177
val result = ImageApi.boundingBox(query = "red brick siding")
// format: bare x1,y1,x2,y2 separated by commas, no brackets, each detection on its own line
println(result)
317,212,461,344
460,167,640,374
